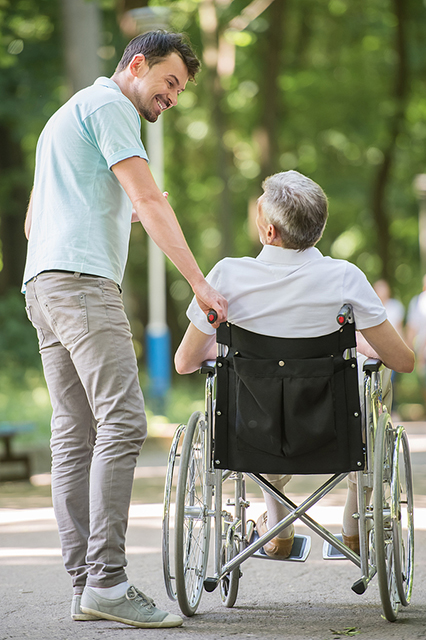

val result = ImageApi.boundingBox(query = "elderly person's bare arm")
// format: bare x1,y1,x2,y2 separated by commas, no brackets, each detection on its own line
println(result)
360,319,414,373
175,323,216,374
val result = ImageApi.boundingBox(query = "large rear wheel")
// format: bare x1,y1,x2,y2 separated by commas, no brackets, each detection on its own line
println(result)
175,411,212,616
391,426,414,607
162,423,186,601
373,412,399,622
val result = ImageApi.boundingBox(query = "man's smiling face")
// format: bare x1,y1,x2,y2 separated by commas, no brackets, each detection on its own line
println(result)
130,52,188,123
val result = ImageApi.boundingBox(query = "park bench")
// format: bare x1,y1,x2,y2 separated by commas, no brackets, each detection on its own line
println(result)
0,422,35,481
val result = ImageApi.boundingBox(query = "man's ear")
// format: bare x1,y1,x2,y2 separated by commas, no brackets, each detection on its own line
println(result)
128,54,146,77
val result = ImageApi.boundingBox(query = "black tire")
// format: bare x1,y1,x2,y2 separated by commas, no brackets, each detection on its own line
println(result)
162,423,186,601
391,426,414,606
175,411,212,616
373,412,399,622
219,472,244,608
219,529,240,608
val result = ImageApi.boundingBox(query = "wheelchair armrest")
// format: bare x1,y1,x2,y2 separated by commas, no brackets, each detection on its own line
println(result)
199,361,216,375
363,358,383,373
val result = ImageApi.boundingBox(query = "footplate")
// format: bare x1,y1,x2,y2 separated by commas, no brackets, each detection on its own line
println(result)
250,530,311,562
323,533,348,559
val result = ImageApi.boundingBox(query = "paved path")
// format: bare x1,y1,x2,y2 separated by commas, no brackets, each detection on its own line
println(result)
1,422,425,640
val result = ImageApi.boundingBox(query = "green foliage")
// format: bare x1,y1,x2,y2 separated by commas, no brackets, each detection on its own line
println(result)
0,291,41,376
0,291,52,441
138,0,426,336
1,0,426,425
0,0,63,154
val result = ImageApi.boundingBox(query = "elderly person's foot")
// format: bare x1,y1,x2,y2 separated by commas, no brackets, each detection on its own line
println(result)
256,511,294,559
342,531,360,555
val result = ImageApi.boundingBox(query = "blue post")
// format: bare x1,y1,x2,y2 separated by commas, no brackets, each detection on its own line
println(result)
146,324,171,412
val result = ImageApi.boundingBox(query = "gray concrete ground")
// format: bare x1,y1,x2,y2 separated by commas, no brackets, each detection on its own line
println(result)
1,421,426,640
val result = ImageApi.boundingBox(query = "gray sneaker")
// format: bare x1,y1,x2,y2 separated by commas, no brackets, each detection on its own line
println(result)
80,585,183,628
71,594,98,621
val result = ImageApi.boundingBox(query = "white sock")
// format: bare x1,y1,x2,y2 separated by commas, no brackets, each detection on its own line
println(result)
261,474,293,538
90,581,130,599
263,491,293,538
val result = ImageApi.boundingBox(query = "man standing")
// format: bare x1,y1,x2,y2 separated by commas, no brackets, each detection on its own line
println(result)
23,31,226,628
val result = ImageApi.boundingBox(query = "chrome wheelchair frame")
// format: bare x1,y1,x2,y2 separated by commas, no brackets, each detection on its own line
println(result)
162,313,414,622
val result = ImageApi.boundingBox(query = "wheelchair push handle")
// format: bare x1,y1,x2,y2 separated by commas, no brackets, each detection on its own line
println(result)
336,303,354,326
207,309,218,325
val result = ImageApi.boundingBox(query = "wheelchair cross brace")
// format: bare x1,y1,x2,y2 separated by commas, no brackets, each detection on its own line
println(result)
204,470,367,593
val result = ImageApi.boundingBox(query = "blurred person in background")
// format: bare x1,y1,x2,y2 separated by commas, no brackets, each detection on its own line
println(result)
406,275,426,408
373,279,406,410
373,279,405,337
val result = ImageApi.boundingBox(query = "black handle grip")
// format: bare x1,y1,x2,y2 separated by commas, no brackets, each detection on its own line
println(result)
207,309,218,324
336,303,352,326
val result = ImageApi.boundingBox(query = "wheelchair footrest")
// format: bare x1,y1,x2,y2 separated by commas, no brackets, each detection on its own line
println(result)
323,533,349,560
250,530,311,562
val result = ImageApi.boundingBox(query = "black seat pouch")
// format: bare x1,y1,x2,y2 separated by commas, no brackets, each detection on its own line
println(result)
214,322,364,475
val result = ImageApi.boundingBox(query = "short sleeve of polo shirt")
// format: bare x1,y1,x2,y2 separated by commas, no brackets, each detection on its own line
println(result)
83,100,148,169
342,262,387,329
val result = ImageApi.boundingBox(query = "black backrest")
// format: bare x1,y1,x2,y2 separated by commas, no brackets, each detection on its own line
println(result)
214,321,364,474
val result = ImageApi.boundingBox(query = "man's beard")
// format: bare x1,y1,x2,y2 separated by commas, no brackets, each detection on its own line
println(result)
137,100,158,123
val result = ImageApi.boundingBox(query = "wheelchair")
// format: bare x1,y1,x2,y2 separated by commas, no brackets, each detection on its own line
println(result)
162,305,414,622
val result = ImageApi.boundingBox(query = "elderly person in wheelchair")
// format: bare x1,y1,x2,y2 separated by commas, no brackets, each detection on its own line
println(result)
175,170,414,563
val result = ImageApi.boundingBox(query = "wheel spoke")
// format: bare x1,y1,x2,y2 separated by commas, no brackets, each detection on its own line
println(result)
392,428,414,606
175,412,212,616
373,413,401,621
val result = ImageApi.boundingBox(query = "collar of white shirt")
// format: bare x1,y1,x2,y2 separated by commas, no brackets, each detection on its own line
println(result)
256,244,323,265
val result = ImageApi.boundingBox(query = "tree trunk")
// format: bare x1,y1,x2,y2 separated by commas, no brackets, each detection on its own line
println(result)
61,0,102,95
371,0,408,282
256,0,287,179
198,0,235,258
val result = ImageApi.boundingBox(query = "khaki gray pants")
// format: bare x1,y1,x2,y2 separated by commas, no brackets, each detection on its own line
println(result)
25,272,147,590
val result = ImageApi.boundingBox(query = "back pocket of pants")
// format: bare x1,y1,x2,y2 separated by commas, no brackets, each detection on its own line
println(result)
25,304,46,348
44,293,88,348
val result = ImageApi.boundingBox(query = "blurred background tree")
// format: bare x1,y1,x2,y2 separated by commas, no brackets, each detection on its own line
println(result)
0,0,425,437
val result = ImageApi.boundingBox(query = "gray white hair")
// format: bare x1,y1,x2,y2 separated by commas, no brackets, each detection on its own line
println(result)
261,170,328,250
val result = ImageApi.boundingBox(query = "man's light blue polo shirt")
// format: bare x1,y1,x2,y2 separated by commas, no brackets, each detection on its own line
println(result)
22,77,148,290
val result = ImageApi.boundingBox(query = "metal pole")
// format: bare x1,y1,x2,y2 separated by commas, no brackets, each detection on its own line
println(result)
145,117,171,411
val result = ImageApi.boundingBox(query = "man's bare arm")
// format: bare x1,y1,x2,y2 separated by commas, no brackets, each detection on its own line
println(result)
24,190,33,239
112,156,227,327
360,319,414,373
175,323,216,374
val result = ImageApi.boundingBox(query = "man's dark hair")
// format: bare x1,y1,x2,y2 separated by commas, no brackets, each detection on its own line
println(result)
116,30,200,81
